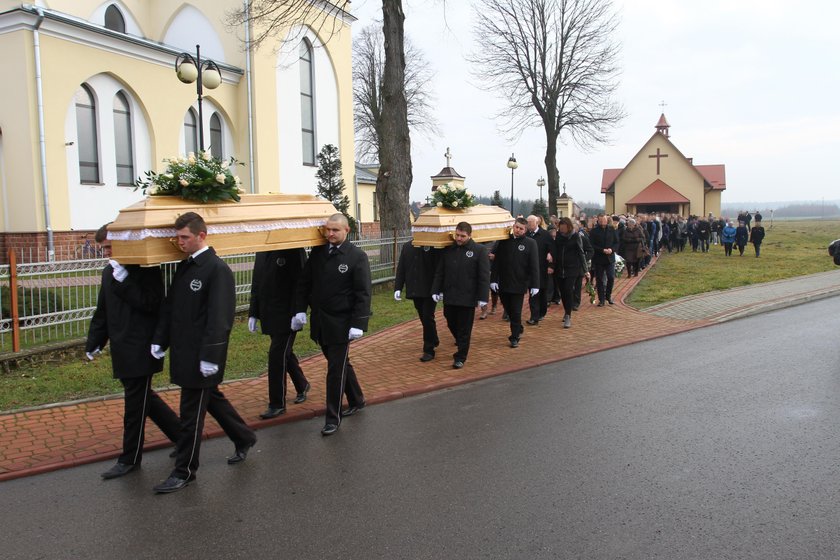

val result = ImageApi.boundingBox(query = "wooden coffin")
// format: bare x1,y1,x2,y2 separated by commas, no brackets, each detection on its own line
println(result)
108,194,338,265
412,205,515,248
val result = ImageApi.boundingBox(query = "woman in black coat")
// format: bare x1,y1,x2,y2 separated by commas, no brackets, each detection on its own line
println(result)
552,217,590,328
621,219,645,277
735,221,749,256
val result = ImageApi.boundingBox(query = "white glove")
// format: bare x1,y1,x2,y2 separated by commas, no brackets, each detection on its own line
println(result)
199,361,219,377
348,327,363,341
248,317,258,333
394,290,402,301
432,293,443,302
490,282,499,293
478,301,487,307
530,288,540,297
290,312,307,331
109,259,128,283
150,344,165,359
85,347,101,361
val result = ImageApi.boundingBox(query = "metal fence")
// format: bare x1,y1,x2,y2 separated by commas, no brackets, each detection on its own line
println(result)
0,231,411,355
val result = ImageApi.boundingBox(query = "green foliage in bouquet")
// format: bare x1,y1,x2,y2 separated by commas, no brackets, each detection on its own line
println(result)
135,150,244,203
430,183,476,210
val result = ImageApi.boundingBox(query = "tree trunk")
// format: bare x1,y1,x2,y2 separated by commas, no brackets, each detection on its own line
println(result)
376,0,412,233
544,131,560,217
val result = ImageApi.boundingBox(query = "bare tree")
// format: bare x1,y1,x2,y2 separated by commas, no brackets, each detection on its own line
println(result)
470,0,625,216
353,24,438,162
229,0,415,232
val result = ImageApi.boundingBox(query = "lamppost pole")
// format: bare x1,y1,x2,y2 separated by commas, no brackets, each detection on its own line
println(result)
537,176,546,205
175,44,222,152
507,153,518,215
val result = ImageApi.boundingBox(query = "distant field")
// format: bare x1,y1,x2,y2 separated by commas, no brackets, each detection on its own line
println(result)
626,219,840,308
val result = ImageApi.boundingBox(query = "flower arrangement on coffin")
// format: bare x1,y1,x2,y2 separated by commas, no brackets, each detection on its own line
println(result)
430,183,476,210
135,150,244,203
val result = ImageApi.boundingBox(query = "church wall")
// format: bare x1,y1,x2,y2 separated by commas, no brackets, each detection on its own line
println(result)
705,190,722,218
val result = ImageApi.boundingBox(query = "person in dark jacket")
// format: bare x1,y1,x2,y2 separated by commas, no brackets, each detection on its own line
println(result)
551,217,589,328
621,218,646,277
749,223,766,257
697,217,711,252
431,222,490,369
248,249,311,419
589,214,620,306
573,222,594,310
525,215,554,324
735,221,749,256
394,241,441,361
151,212,256,494
85,224,180,480
490,217,539,347
292,214,371,437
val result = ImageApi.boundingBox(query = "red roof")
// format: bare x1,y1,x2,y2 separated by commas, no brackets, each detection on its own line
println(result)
656,113,670,128
694,164,726,189
601,168,622,193
626,179,690,205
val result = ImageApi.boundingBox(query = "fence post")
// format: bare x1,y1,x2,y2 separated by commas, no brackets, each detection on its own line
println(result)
9,249,20,352
392,228,398,273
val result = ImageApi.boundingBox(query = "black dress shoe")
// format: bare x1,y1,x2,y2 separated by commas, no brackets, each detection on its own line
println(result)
510,339,519,348
340,402,366,417
419,352,435,362
259,406,286,419
597,301,605,307
453,360,465,369
153,474,195,494
526,319,539,325
321,423,338,436
227,440,256,465
294,383,311,404
101,462,137,480
608,299,615,305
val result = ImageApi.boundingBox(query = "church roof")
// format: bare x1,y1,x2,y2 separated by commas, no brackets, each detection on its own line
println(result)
656,113,670,128
694,164,726,189
431,166,465,179
626,179,691,205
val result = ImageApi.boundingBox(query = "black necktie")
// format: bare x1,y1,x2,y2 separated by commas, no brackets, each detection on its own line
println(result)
329,245,337,256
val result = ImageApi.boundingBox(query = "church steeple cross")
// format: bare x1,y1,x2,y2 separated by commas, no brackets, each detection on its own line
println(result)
648,147,668,175
445,147,452,168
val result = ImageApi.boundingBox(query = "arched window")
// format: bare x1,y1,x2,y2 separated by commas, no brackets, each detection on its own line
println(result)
209,113,223,159
104,5,126,33
113,91,134,185
184,108,198,156
75,84,100,183
299,39,316,165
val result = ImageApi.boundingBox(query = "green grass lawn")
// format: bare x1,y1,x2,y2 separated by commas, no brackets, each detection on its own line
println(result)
0,283,414,411
626,219,840,308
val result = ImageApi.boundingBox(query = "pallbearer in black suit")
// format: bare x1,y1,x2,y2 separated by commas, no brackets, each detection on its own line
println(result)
526,215,554,324
490,217,540,348
394,241,441,362
151,212,256,494
431,222,490,369
292,213,371,436
248,248,311,419
86,224,180,480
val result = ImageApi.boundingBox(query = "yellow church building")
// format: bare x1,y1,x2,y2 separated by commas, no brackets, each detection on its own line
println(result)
601,115,726,217
0,0,365,260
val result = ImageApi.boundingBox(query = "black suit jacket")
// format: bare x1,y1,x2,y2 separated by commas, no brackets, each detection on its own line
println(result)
153,247,235,388
394,241,440,299
589,225,620,264
491,236,539,294
431,239,490,307
294,241,372,346
86,264,164,379
248,248,306,335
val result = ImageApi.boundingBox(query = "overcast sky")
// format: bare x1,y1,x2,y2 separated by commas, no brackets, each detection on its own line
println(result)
347,0,840,206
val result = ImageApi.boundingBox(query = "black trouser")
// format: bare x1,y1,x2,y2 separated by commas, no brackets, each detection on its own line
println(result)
412,297,439,354
753,243,761,257
528,272,549,320
267,331,308,409
593,261,615,303
556,275,578,317
321,342,365,426
172,386,256,479
737,243,745,256
499,292,524,342
443,304,475,362
724,242,733,256
700,235,710,252
573,275,584,308
118,375,180,466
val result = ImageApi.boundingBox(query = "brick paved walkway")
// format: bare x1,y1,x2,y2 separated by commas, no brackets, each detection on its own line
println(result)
2,268,839,482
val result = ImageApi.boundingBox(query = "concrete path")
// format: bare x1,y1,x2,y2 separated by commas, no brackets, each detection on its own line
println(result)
2,267,839,482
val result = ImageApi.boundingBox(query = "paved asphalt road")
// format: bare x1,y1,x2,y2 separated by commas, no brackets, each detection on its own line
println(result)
3,296,840,560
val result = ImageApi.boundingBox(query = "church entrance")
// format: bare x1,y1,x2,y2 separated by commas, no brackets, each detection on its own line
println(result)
636,204,679,214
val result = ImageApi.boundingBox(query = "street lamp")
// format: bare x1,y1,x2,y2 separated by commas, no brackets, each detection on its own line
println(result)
536,176,546,204
175,44,222,152
507,153,518,214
